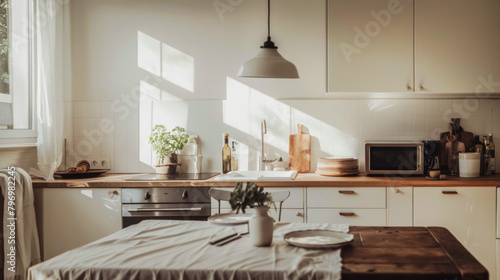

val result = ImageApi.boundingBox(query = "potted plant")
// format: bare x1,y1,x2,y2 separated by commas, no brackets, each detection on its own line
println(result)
229,182,274,246
149,125,189,174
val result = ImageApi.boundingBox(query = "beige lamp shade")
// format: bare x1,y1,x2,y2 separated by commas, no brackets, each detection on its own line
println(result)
238,48,299,79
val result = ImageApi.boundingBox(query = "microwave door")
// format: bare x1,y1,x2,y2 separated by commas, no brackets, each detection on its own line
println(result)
367,144,423,175
370,147,418,171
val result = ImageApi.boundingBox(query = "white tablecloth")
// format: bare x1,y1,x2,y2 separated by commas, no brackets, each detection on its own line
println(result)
28,220,349,280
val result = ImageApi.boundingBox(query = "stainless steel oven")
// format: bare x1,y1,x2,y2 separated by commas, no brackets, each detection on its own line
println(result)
365,142,424,175
121,187,211,228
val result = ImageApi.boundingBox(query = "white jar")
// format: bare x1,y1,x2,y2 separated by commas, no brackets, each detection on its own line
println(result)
459,152,480,178
249,206,274,246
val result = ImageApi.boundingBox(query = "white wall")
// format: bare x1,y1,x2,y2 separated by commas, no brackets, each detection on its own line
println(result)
65,0,500,173
0,147,38,171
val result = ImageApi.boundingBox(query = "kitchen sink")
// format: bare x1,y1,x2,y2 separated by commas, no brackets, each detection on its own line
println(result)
214,170,298,181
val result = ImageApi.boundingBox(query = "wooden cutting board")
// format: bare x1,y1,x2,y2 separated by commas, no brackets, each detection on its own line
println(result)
289,124,311,173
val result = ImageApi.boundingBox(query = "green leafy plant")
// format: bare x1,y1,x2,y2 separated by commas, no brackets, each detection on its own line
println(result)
149,125,189,165
229,182,272,214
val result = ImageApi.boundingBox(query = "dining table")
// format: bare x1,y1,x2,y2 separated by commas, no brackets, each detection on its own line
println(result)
27,220,487,280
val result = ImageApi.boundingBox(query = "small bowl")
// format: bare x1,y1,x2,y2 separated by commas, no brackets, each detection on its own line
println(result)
429,170,440,178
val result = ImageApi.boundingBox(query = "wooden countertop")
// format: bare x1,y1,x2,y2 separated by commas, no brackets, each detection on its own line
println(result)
342,226,487,280
32,172,500,188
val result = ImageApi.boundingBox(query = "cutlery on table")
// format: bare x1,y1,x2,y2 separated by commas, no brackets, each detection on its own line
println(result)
210,231,249,246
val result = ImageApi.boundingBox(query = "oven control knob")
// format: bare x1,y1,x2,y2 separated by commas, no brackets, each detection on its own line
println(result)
144,192,151,200
182,190,188,199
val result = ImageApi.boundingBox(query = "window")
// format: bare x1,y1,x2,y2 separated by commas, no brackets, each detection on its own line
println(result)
0,0,35,142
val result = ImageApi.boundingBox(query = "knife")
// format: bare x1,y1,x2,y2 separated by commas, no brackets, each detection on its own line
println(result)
209,232,238,245
215,231,249,246
210,231,248,246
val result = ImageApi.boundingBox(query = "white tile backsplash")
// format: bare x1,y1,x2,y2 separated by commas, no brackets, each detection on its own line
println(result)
74,102,88,118
64,98,500,173
88,102,101,118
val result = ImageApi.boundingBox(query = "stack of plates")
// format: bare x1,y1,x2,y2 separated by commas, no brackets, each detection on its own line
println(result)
316,157,359,176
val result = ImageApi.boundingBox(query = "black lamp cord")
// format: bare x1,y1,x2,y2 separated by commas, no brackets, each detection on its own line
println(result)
262,0,277,48
267,0,270,39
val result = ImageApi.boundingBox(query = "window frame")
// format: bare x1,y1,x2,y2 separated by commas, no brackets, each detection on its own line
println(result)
0,0,36,146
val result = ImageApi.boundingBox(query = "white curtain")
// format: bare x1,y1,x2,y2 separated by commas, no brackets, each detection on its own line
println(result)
29,0,64,181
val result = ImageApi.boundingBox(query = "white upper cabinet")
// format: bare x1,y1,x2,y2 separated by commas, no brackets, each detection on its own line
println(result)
328,0,414,92
415,0,500,94
328,0,500,95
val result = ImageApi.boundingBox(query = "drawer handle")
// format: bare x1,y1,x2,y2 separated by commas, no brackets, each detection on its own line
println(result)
338,190,356,195
442,191,458,195
339,212,356,217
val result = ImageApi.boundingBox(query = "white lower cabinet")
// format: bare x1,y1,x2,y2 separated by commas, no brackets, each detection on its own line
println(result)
497,240,500,280
307,209,386,225
414,187,496,278
210,187,305,223
387,187,412,226
306,187,387,226
34,188,122,260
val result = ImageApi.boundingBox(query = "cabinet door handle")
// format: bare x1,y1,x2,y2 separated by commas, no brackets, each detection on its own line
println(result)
108,190,119,199
296,212,303,217
338,190,355,195
419,85,424,91
339,212,356,217
406,85,412,91
442,190,458,195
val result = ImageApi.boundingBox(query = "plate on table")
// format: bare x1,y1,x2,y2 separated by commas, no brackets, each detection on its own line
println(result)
208,213,253,225
54,169,109,179
284,230,354,249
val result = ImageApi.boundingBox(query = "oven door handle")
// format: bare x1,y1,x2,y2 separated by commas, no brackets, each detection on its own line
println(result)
128,207,203,212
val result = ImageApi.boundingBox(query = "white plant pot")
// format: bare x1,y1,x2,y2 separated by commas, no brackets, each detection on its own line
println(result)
249,206,274,246
155,165,169,174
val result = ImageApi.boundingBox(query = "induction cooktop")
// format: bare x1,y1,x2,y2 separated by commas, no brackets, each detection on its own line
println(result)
126,172,220,181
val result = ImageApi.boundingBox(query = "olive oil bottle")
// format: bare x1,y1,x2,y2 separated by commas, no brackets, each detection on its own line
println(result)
222,134,231,174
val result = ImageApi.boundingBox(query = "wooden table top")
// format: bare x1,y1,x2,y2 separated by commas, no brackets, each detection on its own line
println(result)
342,226,488,280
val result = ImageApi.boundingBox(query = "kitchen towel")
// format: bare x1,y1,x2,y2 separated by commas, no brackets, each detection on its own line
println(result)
0,168,41,280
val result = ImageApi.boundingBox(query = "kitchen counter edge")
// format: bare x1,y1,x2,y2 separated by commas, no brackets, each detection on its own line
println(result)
31,173,500,188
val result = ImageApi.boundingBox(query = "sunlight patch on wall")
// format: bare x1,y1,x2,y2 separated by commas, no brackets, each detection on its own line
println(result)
224,77,290,170
140,80,161,100
138,32,161,76
370,100,395,112
162,43,194,93
138,81,156,168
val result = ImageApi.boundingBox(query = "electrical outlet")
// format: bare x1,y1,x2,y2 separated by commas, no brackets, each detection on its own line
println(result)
99,157,111,170
83,157,111,170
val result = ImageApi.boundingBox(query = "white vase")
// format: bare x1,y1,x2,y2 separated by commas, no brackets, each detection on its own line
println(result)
249,206,274,246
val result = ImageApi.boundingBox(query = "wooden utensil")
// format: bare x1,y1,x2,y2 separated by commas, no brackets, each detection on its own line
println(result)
461,130,474,151
454,118,465,152
289,124,311,173
445,125,454,169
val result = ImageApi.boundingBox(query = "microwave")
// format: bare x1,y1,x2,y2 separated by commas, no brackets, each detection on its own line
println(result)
365,142,424,175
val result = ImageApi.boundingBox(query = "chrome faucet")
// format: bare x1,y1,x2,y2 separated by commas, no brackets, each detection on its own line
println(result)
260,119,277,171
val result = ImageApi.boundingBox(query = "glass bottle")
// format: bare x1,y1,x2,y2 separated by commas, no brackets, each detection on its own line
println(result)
231,141,238,171
475,135,484,174
450,152,459,176
489,133,495,174
468,139,475,152
222,134,231,174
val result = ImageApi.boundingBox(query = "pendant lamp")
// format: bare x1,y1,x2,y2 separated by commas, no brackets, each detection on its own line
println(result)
237,0,299,79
